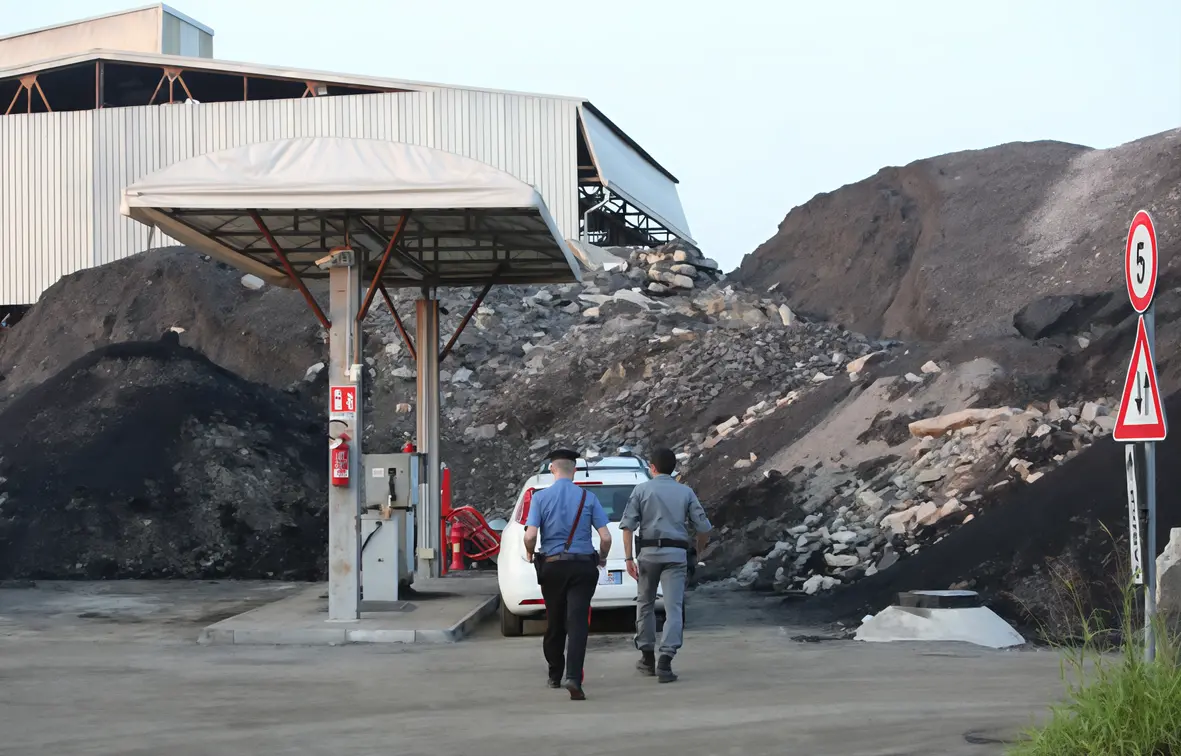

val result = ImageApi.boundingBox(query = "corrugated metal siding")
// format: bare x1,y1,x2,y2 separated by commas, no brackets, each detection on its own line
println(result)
1,89,580,305
0,110,93,305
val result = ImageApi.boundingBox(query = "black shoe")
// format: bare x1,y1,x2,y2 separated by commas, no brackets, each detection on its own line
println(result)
562,678,586,700
656,654,677,683
636,649,655,676
547,677,561,689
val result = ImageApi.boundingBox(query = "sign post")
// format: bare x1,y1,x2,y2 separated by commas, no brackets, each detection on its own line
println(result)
1114,210,1165,661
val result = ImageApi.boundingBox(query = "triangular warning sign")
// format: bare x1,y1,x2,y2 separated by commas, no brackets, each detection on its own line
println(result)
1114,315,1168,442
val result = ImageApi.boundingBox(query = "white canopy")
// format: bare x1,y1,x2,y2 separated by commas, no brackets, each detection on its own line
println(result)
120,137,580,287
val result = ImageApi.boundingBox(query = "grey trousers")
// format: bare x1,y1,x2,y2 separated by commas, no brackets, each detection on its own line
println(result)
635,560,687,658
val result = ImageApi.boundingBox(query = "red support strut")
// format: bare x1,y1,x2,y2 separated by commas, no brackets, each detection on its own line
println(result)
249,211,330,330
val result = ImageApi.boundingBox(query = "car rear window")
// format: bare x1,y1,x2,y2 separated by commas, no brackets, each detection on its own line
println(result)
582,485,634,522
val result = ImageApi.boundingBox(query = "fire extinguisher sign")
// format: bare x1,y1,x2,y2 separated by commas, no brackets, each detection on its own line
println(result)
329,385,357,421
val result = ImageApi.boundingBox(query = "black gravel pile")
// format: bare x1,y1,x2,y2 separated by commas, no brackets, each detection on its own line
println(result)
0,334,328,580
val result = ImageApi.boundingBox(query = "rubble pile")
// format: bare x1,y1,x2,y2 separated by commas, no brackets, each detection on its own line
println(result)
714,397,1121,598
381,270,895,520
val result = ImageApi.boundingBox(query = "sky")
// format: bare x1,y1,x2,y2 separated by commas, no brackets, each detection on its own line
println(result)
7,0,1181,270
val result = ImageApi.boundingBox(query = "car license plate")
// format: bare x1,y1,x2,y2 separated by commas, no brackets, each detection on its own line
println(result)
598,569,622,585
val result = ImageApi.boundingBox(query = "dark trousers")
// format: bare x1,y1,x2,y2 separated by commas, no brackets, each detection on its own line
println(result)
538,559,599,682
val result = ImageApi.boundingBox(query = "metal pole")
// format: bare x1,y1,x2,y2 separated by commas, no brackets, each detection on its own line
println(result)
415,294,442,579
1144,305,1158,662
327,260,363,621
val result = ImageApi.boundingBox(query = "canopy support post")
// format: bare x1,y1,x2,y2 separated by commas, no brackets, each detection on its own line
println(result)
415,293,442,579
326,255,364,621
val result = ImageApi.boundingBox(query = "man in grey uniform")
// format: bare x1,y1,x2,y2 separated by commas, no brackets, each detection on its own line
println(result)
619,447,712,683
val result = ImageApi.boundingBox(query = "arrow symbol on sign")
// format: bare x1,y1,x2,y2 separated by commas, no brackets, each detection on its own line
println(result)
1136,373,1144,414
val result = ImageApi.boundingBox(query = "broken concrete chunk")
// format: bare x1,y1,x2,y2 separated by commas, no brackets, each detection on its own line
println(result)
909,408,1012,438
920,360,942,374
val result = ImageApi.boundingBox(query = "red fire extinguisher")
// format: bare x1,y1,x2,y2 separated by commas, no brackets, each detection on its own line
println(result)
330,433,350,487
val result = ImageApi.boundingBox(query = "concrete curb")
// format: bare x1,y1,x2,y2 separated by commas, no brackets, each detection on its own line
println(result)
197,595,500,647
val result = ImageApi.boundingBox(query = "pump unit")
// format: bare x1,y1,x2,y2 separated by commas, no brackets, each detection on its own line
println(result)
360,453,419,602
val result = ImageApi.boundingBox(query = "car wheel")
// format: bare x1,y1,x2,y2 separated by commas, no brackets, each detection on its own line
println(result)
499,597,525,637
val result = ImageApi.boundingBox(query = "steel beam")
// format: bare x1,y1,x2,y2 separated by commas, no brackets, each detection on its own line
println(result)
378,283,416,361
439,278,494,363
415,296,442,578
250,211,331,330
327,258,363,621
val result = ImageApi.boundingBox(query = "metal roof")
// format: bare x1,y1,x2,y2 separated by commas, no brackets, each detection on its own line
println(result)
0,48,680,184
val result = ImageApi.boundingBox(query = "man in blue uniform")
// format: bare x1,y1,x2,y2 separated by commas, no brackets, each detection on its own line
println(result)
620,447,712,683
523,449,612,700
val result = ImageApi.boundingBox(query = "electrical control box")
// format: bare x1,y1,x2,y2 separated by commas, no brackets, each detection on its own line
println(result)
360,453,418,603
362,453,415,515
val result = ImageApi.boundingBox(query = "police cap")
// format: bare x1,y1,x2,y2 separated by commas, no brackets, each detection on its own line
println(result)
547,448,580,463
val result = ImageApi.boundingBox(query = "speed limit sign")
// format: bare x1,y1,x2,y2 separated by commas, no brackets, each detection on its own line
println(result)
1126,210,1158,313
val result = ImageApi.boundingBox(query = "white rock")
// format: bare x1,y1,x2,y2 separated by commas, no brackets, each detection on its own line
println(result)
392,366,416,379
670,274,695,290
1078,336,1091,349
856,489,884,509
831,530,859,545
920,360,942,374
880,508,916,535
395,402,412,413
914,501,940,527
812,372,832,383
846,351,887,374
1033,423,1052,438
305,362,325,381
1080,402,1103,423
240,274,265,290
716,416,741,433
1095,416,1117,434
778,304,796,326
802,574,826,595
1157,528,1181,621
905,372,924,383
464,424,497,440
451,367,474,383
584,307,601,318
824,553,860,568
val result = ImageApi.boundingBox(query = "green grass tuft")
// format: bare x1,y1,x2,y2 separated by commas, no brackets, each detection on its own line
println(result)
1009,524,1181,755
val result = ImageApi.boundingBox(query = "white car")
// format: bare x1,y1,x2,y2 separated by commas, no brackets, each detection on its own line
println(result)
497,454,664,636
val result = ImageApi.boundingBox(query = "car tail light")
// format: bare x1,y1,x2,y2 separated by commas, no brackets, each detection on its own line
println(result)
517,488,537,524
520,599,545,606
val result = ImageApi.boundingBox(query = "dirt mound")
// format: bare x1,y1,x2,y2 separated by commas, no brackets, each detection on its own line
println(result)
0,247,326,402
0,336,328,580
804,390,1181,640
731,129,1181,343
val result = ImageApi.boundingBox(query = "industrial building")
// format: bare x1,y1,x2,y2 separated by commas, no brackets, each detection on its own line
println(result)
0,4,693,306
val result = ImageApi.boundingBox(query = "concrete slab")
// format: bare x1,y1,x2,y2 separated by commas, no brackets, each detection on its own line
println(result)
197,575,499,646
855,605,1026,649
